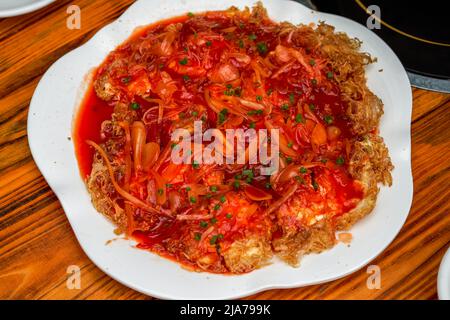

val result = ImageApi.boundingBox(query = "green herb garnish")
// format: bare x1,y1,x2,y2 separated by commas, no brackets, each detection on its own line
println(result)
324,115,334,124
179,57,188,65
336,156,345,165
256,42,267,54
295,113,304,123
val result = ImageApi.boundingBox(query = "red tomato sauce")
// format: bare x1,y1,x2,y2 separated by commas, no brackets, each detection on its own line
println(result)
73,86,113,178
73,9,365,273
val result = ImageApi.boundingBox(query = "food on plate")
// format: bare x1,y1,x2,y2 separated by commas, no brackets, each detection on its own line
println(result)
74,2,393,273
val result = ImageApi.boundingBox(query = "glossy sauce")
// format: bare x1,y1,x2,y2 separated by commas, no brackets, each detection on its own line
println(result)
73,86,113,178
73,11,364,273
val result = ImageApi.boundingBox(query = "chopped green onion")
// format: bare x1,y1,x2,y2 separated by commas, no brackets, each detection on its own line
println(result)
218,108,229,124
324,115,334,124
295,113,304,123
179,57,188,65
242,169,253,177
256,42,268,55
289,93,295,105
281,104,289,111
336,156,345,165
295,176,305,184
312,181,319,191
210,235,219,245
130,102,140,110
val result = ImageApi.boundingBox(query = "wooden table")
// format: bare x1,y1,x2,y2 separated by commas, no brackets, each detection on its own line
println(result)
0,0,448,300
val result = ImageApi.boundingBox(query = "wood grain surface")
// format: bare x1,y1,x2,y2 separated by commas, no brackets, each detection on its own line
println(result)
0,0,449,300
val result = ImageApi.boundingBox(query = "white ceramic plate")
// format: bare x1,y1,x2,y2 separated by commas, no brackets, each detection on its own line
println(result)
28,0,413,299
438,247,450,300
0,0,55,18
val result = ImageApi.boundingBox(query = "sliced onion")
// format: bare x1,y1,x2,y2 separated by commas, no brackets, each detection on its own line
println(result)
86,140,162,215
142,142,160,171
279,134,298,158
209,63,240,83
228,52,251,65
168,191,182,212
274,45,292,63
131,121,146,172
177,214,213,221
265,184,298,215
149,169,167,205
118,122,132,187
311,122,327,146
153,142,171,172
244,185,272,201
277,164,301,184
238,98,265,110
